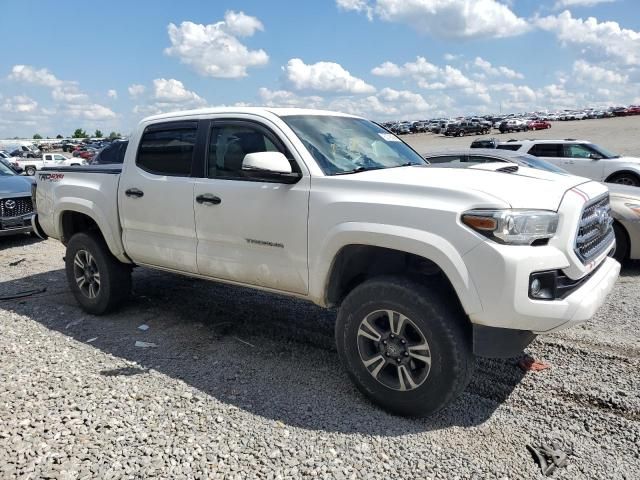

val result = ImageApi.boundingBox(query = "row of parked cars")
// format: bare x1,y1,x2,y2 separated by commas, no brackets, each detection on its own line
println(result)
383,104,639,138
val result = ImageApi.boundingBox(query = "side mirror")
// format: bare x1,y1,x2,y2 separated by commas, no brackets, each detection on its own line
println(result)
589,153,602,160
242,152,302,184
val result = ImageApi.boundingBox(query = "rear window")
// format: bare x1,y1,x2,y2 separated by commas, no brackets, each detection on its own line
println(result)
136,124,197,176
496,144,521,151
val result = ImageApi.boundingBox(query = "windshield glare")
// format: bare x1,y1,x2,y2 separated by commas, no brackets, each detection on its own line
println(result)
0,161,16,176
282,115,426,175
590,144,619,159
515,154,568,174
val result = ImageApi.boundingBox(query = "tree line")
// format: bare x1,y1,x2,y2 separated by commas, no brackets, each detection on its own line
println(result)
31,129,122,140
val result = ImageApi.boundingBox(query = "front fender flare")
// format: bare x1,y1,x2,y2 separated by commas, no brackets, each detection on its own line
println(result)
310,222,483,315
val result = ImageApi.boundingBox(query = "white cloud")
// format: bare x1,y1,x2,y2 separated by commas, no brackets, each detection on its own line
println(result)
536,11,640,66
572,59,628,84
284,58,376,94
6,64,116,126
152,78,205,105
372,56,483,95
128,84,146,97
107,89,118,99
258,86,432,119
473,57,524,79
132,79,207,117
1,95,38,113
337,0,529,39
8,65,63,87
554,0,615,9
51,85,89,103
164,10,269,78
65,103,116,121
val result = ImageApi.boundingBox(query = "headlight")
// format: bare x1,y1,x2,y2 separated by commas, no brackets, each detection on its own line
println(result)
462,209,559,245
625,203,640,217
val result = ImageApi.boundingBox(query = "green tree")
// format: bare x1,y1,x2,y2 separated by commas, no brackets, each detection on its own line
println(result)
33,133,43,139
72,128,88,138
108,131,121,140
94,129,103,138
56,134,63,139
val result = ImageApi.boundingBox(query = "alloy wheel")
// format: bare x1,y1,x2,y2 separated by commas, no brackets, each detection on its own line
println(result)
357,309,432,391
73,249,101,299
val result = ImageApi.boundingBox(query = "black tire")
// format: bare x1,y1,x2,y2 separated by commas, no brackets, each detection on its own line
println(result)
608,173,640,187
25,166,36,176
65,232,131,315
613,222,630,264
335,276,474,417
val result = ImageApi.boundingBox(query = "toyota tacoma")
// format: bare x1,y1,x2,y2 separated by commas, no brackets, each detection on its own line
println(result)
32,108,620,416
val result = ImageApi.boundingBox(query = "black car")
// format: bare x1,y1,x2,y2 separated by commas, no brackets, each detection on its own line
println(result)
90,140,128,165
444,122,490,137
470,138,498,149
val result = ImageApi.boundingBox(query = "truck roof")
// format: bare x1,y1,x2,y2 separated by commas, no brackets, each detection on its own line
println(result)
141,107,362,124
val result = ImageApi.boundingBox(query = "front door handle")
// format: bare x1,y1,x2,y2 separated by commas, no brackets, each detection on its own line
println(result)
196,194,222,205
125,188,144,198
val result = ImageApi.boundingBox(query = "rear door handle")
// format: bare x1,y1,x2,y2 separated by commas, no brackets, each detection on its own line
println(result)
196,194,222,205
125,188,144,198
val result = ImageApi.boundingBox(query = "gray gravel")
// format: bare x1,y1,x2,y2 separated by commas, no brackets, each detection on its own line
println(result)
1,236,639,479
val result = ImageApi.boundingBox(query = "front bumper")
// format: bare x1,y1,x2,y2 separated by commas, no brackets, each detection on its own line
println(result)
464,240,620,334
0,216,32,237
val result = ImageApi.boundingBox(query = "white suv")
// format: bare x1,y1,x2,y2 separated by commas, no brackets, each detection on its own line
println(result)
498,139,640,187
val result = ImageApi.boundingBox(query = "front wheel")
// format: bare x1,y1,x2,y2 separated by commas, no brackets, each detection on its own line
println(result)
65,232,132,315
613,223,630,263
335,276,474,417
609,173,640,187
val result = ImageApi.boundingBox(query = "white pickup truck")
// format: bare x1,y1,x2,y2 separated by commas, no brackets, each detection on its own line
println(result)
32,107,620,416
17,153,85,176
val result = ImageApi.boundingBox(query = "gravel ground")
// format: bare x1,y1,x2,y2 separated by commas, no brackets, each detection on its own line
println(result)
1,234,639,480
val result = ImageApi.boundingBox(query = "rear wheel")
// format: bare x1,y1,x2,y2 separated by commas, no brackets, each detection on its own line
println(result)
335,276,474,417
25,166,36,176
65,232,132,315
613,222,630,264
609,173,640,187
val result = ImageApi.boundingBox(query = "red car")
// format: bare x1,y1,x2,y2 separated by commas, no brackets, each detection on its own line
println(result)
528,119,551,130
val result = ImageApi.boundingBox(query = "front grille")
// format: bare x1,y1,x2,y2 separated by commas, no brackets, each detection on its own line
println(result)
0,196,34,219
574,194,615,263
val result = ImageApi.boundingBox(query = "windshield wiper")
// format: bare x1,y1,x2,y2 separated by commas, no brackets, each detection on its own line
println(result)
334,166,384,175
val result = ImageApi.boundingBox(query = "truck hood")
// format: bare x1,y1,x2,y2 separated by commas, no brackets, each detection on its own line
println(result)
343,165,591,210
0,175,33,195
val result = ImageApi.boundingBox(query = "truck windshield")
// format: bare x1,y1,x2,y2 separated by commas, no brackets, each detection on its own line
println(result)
282,115,426,175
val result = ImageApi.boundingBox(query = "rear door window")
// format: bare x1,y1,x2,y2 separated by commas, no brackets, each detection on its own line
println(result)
527,144,563,157
136,123,197,176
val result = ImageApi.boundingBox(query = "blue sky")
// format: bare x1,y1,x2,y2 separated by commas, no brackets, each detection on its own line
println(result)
1,0,639,137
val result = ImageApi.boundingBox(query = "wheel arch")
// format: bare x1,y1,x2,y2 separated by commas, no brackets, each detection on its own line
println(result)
605,169,640,184
314,224,483,316
56,206,129,263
